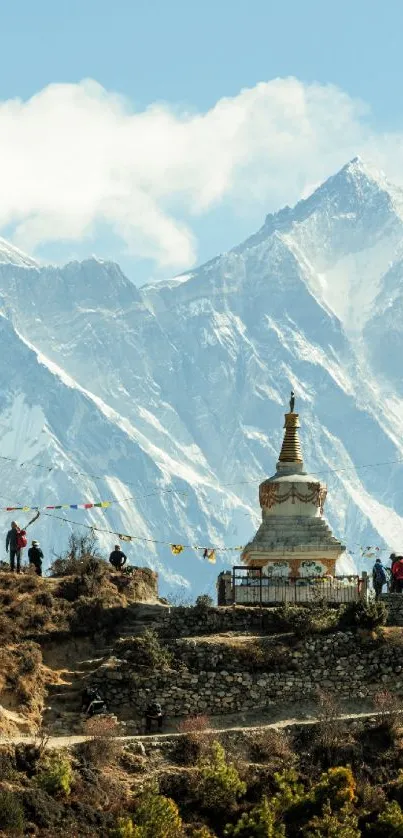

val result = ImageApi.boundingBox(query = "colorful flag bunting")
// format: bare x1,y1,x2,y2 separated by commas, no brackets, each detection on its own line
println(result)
171,544,184,555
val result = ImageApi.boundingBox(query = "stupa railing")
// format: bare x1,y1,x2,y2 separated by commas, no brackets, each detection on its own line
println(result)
231,566,366,606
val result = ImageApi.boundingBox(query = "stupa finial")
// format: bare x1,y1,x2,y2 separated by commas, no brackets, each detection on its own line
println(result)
277,390,303,469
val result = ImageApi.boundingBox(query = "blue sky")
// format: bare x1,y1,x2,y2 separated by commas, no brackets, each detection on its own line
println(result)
1,0,403,283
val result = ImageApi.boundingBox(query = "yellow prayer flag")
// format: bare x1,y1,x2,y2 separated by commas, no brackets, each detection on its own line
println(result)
101,501,111,508
171,544,184,555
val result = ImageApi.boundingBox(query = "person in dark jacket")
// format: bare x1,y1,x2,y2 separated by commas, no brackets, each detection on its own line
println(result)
372,557,387,599
28,541,43,576
145,700,164,732
6,521,21,573
109,544,127,571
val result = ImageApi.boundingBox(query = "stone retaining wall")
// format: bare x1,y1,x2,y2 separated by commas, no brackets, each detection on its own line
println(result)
93,630,403,719
162,605,285,637
381,593,403,626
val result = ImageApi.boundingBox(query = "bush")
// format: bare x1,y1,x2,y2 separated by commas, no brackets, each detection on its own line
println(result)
0,788,25,834
224,795,285,836
80,715,121,766
276,604,338,637
195,595,214,611
130,793,184,837
197,741,246,811
373,690,402,741
178,715,210,735
353,600,388,630
313,691,344,762
303,801,360,837
36,754,73,796
313,767,356,811
370,800,403,836
249,728,295,766
115,628,173,670
174,715,210,764
110,817,136,837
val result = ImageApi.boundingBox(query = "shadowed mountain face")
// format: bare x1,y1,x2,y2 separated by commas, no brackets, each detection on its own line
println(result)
0,156,402,592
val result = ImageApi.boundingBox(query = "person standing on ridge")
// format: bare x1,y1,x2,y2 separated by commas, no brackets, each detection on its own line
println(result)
6,521,21,573
109,544,127,571
390,553,398,592
372,557,387,599
28,540,43,576
392,555,403,594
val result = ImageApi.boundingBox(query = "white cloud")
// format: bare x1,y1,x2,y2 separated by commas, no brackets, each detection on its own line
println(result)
0,76,401,269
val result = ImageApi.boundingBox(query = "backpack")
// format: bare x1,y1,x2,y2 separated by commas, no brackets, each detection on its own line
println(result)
374,563,386,584
17,530,27,550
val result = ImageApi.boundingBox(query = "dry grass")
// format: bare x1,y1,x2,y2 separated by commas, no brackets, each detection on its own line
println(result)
80,715,122,767
248,727,295,766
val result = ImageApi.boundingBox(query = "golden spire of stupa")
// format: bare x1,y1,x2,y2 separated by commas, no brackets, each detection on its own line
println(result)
277,391,304,466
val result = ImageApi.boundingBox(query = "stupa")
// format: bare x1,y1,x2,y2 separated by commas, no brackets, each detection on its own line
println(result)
241,392,346,577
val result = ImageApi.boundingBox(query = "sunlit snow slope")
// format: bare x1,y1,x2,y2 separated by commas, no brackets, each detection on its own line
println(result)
0,156,402,592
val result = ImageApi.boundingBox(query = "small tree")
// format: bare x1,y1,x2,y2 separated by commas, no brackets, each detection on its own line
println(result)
195,595,214,611
131,793,184,837
303,801,360,837
198,741,246,811
36,753,73,796
370,800,403,836
225,796,286,837
313,767,356,811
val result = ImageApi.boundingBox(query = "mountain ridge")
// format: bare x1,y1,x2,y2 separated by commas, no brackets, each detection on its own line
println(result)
0,158,402,592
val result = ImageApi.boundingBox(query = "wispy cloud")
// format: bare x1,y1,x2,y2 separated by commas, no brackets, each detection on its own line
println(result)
0,77,400,268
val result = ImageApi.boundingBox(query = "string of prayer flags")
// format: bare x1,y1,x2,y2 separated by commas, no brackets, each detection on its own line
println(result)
3,500,113,513
171,544,184,555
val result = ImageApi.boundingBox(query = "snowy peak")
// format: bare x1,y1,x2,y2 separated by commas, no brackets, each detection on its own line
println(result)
0,237,38,268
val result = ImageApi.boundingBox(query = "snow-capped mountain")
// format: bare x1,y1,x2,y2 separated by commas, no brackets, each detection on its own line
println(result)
0,156,402,593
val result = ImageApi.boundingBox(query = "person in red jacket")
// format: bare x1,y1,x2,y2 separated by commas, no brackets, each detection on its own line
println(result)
392,555,403,593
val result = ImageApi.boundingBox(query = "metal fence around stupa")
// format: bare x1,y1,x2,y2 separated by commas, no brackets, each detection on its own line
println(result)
231,566,366,605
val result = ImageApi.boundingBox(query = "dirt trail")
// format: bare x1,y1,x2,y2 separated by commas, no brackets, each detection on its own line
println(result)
0,704,387,750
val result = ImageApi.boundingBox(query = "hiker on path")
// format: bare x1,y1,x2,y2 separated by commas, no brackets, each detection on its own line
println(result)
145,700,164,732
372,557,387,599
28,540,43,576
392,555,403,594
109,544,127,571
6,521,22,573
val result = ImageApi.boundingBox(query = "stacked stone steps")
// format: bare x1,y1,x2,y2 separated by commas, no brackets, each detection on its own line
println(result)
43,605,170,733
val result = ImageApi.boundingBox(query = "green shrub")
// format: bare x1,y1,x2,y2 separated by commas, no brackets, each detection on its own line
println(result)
276,604,338,637
36,754,73,796
110,817,136,837
370,800,403,836
313,767,356,810
198,741,246,811
0,789,25,834
115,628,172,670
303,801,360,837
353,599,388,630
130,793,184,837
195,595,214,611
224,795,286,836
